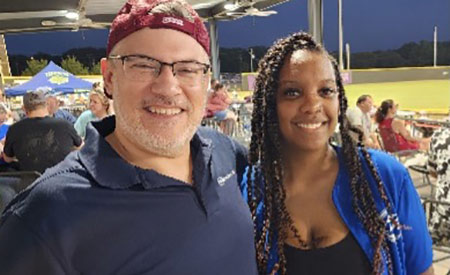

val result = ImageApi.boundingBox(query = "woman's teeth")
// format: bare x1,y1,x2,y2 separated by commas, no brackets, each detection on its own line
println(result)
295,122,322,129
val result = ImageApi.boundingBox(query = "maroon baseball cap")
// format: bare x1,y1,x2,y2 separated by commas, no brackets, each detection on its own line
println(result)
106,0,210,56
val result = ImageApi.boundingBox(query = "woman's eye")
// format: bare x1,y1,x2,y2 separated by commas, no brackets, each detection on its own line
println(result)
283,88,301,97
320,87,337,97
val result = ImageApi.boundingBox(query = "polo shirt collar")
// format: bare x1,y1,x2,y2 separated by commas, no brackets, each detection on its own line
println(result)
78,116,213,190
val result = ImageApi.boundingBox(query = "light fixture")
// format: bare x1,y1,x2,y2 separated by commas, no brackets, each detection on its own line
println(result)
41,20,56,26
224,0,239,11
65,11,79,20
224,3,236,10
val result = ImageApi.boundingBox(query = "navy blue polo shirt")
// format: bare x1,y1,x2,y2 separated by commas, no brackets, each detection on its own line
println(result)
0,116,257,275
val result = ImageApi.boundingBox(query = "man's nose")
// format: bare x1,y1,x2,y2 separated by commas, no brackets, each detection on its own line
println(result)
150,65,181,97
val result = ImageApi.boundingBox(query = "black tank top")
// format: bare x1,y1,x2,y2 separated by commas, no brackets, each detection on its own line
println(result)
284,233,372,275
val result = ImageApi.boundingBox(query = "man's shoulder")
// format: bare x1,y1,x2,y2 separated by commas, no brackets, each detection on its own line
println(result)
346,107,363,118
196,126,246,154
1,153,93,222
5,118,28,134
42,116,75,128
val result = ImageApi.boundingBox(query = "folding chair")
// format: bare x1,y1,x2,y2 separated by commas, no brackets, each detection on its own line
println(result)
377,126,419,158
377,127,432,192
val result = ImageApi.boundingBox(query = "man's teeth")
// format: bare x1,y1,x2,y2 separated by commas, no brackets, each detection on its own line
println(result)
296,122,322,129
148,106,182,115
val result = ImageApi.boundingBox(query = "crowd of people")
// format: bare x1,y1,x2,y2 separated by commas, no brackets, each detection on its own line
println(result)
0,84,113,173
0,0,447,274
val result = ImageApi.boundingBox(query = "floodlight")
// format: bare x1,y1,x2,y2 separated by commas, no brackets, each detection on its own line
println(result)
65,11,79,20
41,20,56,26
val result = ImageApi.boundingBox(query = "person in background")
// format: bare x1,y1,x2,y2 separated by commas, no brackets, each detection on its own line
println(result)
0,88,15,125
0,104,17,171
375,99,429,151
209,78,220,93
0,0,256,274
206,83,237,134
346,94,380,149
74,88,111,138
427,124,450,246
242,32,433,275
2,90,82,173
46,92,77,124
0,103,9,146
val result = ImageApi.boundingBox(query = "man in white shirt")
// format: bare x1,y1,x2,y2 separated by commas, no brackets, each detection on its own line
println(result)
346,94,380,149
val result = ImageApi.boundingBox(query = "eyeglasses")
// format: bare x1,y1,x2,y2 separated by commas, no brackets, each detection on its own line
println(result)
108,54,210,86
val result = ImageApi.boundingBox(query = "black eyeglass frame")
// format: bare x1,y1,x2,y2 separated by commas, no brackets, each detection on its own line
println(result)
107,54,211,77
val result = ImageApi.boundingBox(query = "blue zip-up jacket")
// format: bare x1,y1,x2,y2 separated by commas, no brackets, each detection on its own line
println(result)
242,147,433,274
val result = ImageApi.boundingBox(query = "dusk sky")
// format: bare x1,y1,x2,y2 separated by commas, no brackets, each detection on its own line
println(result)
5,0,450,55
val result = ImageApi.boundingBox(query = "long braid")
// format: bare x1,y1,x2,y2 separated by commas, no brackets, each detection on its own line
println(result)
248,31,398,275
334,61,394,274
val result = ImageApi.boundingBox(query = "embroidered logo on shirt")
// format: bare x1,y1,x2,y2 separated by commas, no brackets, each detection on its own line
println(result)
217,170,236,186
380,208,406,243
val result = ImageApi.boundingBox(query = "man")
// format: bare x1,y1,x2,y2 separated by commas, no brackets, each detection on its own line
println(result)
0,0,257,274
46,92,77,124
1,90,82,174
346,94,380,148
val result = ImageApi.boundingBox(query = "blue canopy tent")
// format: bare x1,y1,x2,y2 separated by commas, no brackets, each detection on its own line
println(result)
5,61,93,97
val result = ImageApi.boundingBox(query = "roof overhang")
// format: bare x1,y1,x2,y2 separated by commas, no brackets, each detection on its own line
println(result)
0,0,290,34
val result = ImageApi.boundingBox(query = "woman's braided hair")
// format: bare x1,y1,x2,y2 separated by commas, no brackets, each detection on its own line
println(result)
247,31,395,275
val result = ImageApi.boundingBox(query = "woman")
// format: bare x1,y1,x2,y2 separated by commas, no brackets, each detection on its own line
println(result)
375,99,428,151
74,88,111,138
242,32,433,274
206,83,237,134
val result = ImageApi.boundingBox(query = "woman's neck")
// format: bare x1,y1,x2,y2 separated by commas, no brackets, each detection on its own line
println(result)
282,144,338,190
386,112,395,119
94,110,108,120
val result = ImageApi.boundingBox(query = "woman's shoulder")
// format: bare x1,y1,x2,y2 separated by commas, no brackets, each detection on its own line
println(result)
365,149,407,172
336,147,410,201
336,146,406,174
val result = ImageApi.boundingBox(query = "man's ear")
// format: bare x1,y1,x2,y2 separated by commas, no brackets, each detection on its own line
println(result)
101,58,113,99
22,106,28,116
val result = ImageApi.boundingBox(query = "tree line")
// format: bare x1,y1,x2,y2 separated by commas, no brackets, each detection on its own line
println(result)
7,40,450,76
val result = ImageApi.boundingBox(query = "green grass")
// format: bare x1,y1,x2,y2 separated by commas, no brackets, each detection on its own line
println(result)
344,80,450,113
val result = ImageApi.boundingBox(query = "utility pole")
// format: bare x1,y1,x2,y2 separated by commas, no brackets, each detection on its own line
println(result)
208,19,220,80
308,0,323,45
338,0,344,70
249,48,255,72
345,43,350,70
433,26,438,67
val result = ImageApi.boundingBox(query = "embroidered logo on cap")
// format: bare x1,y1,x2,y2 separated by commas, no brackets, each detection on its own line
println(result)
162,17,184,26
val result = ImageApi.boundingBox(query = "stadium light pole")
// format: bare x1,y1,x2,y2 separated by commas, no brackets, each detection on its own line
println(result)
338,0,344,70
345,43,350,70
249,48,255,72
433,26,437,67
308,0,323,45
